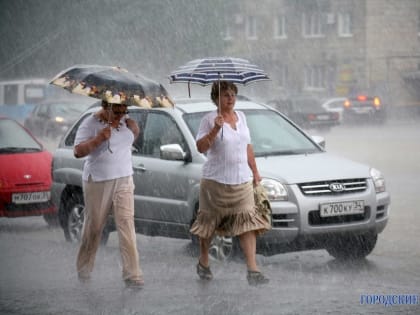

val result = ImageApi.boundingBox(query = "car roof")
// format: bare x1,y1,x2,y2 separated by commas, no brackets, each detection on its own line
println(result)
174,99,269,113
36,98,95,105
83,99,270,115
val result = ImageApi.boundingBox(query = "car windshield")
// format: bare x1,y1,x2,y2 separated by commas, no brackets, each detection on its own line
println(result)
0,119,42,152
53,102,91,119
183,109,321,157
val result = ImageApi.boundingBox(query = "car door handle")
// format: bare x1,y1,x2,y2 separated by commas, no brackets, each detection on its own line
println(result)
133,164,146,172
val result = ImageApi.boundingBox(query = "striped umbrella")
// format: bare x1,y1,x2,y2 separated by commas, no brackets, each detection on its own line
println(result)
169,57,270,97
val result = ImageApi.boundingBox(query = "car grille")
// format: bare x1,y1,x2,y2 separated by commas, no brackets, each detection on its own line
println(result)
298,178,367,196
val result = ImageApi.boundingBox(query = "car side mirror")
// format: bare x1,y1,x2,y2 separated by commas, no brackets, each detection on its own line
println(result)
160,144,187,161
311,135,326,149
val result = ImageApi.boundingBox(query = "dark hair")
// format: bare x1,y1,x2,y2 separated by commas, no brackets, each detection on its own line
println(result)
101,100,127,108
210,81,238,105
101,100,109,108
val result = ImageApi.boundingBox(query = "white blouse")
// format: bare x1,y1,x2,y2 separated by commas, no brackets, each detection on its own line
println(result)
75,114,134,182
196,110,252,185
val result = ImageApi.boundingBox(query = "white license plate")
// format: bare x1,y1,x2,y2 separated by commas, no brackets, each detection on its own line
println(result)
320,200,364,217
317,114,330,120
354,107,372,114
12,191,51,204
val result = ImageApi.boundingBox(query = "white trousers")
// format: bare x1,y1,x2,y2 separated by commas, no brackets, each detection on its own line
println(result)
77,176,142,281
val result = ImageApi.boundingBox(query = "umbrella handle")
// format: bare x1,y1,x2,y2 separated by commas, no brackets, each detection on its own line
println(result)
218,77,224,141
107,105,113,153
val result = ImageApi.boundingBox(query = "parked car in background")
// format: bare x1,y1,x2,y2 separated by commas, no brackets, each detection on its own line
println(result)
51,98,390,261
0,116,56,225
0,78,48,123
0,78,80,124
24,99,93,139
267,97,340,131
320,97,347,122
343,94,386,124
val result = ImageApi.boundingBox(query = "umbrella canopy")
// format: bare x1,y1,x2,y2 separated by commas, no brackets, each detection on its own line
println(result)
169,57,270,87
169,57,269,140
50,65,173,108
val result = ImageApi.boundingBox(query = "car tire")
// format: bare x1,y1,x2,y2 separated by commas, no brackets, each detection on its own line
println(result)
43,213,59,227
61,188,109,245
209,235,240,262
189,205,240,262
325,232,378,260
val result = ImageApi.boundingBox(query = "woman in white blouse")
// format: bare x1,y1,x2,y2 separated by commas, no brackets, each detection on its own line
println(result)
190,81,271,286
73,101,144,289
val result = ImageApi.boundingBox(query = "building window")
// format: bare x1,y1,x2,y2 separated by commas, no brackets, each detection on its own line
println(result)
304,65,326,89
274,15,287,39
302,12,325,37
277,65,288,88
338,12,353,37
418,10,420,36
223,24,232,41
246,15,257,40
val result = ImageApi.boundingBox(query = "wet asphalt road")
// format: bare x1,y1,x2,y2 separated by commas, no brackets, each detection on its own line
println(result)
1,119,420,315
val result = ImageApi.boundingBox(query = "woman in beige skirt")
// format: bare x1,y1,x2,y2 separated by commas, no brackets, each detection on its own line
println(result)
190,81,271,286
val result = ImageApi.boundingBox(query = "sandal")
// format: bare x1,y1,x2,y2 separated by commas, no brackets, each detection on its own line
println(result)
247,270,269,286
197,261,213,280
125,278,144,289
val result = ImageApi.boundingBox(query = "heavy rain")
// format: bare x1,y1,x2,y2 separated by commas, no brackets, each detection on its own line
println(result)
1,1,420,314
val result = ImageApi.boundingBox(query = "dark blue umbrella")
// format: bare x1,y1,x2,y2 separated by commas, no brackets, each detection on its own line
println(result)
169,57,270,97
170,57,269,139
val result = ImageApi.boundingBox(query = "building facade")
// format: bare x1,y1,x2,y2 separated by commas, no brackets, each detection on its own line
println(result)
222,0,420,108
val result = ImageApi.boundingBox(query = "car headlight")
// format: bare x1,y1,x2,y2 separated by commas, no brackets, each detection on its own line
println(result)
370,168,386,193
260,178,288,201
55,116,65,123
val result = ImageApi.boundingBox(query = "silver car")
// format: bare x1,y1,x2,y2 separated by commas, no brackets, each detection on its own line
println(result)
51,99,390,260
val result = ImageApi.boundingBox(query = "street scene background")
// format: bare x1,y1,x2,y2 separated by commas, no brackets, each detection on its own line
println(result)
1,1,420,314
1,119,419,315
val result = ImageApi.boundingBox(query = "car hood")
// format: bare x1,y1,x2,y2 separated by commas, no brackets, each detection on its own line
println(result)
0,151,52,188
257,152,371,184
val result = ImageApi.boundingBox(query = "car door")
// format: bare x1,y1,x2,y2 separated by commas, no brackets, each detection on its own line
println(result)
131,110,198,228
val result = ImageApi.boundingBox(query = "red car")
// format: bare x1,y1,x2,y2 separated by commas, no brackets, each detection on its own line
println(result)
0,116,56,225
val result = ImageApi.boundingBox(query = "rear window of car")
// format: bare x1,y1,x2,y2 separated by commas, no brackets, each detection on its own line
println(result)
0,119,41,150
183,109,320,156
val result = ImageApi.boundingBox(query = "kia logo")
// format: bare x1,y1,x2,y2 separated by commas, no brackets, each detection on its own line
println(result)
329,183,344,192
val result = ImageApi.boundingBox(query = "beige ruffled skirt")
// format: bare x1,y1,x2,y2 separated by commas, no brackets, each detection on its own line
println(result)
190,179,271,239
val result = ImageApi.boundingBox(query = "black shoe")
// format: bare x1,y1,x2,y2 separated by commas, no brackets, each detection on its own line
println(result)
197,262,213,280
125,278,144,290
247,270,269,286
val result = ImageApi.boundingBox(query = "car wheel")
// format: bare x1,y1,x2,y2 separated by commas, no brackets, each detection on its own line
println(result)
189,206,239,261
325,233,378,260
43,213,59,227
61,189,109,245
209,236,240,262
62,190,84,243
